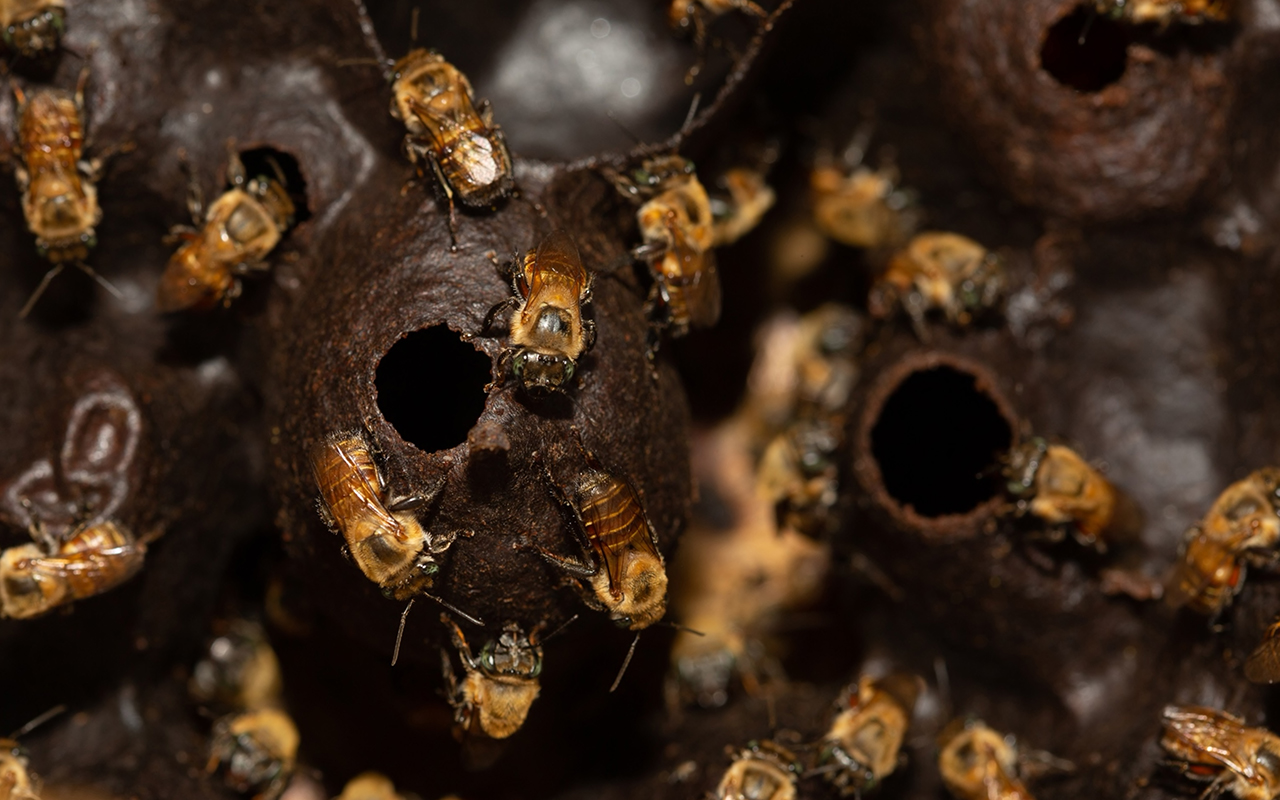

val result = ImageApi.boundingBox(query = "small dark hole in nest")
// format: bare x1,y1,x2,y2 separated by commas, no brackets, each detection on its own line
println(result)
1041,6,1129,92
376,326,491,453
237,147,311,224
870,366,1011,517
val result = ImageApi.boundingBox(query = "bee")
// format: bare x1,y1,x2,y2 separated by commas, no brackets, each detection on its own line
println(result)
389,48,514,239
868,231,1006,341
157,148,296,312
0,0,66,61
1167,468,1280,615
207,709,299,800
817,674,923,796
482,230,595,394
1159,705,1280,800
810,161,917,252
612,156,721,338
714,741,801,800
310,433,455,602
532,444,668,630
336,772,410,800
190,619,283,713
0,738,39,800
1094,0,1233,24
1003,438,1123,551
440,614,543,740
0,519,146,619
757,419,841,539
938,719,1035,800
710,166,776,247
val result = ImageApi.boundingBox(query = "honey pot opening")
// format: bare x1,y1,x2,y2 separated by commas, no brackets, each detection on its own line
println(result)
375,325,491,453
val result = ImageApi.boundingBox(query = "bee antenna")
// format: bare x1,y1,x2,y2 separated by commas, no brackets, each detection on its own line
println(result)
422,591,485,629
934,656,953,722
19,263,64,319
542,613,579,644
605,110,643,146
657,620,704,636
410,7,421,43
391,598,415,666
609,632,642,693
9,704,66,739
1078,7,1098,45
681,92,702,135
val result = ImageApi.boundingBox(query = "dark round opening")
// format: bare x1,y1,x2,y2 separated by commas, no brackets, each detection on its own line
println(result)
238,147,311,224
376,326,492,453
870,366,1011,517
1040,6,1129,92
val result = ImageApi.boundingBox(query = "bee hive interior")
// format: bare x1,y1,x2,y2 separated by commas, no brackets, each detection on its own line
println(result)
2,0,1279,799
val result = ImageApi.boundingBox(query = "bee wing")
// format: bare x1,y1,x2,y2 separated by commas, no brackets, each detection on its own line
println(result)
1246,624,1280,684
30,541,146,587
407,96,471,149
1162,706,1258,777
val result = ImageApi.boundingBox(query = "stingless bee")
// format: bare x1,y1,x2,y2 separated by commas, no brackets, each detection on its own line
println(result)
710,166,776,247
11,73,122,317
0,0,66,61
1094,0,1233,24
389,48,514,240
809,149,918,252
0,738,39,800
190,619,283,714
336,772,410,800
1159,705,1280,800
612,155,721,338
757,419,841,539
532,443,668,631
1003,438,1125,551
482,230,595,394
156,148,296,312
868,231,1006,341
1167,468,1280,616
440,614,543,740
207,708,299,800
0,518,146,619
938,719,1036,800
310,433,455,601
816,674,923,796
714,740,801,800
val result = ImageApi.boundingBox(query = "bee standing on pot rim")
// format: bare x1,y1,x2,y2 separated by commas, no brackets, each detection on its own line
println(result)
937,719,1036,800
714,740,801,800
710,166,776,247
1003,438,1128,551
440,614,543,740
531,442,668,631
869,231,1006,341
309,433,455,601
157,148,296,312
0,0,66,61
389,48,513,241
612,155,721,338
0,518,146,619
483,230,595,395
1167,468,1280,616
207,708,299,800
1159,705,1280,800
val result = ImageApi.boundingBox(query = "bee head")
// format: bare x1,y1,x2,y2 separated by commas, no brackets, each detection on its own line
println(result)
512,350,575,392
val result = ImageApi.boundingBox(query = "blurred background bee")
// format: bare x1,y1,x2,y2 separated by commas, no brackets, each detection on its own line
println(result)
0,518,146,619
868,232,1006,341
1166,468,1280,615
1093,0,1233,25
709,165,776,247
483,230,595,395
1002,437,1135,552
809,125,919,253
1159,705,1280,799
389,48,513,240
0,0,66,63
937,719,1035,800
0,736,39,800
11,72,123,318
189,618,284,714
207,708,299,800
713,740,801,800
611,155,721,339
157,147,296,312
334,772,415,800
814,674,923,797
440,615,543,741
533,443,668,631
310,433,455,601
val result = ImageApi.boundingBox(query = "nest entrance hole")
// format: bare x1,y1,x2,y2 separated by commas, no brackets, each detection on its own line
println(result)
869,365,1011,518
1040,6,1129,92
376,326,491,453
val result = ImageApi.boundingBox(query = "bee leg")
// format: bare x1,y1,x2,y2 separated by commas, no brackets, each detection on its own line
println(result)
904,294,932,343
481,297,518,336
529,543,599,580
440,612,477,670
737,0,766,17
425,156,459,251
175,150,206,223
484,349,513,394
162,225,200,246
225,140,247,188
582,319,597,353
